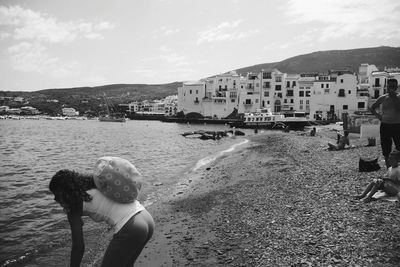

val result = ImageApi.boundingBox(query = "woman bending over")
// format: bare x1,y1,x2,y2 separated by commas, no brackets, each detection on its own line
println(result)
49,158,154,267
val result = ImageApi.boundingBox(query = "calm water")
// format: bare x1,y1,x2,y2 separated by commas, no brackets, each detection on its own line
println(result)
0,119,251,266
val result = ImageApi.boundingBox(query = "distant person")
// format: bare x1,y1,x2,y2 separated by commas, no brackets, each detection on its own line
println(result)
354,150,400,203
370,78,400,168
310,127,316,136
49,157,154,267
328,130,350,150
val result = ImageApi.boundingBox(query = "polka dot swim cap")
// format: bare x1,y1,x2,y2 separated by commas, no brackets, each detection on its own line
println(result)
93,157,142,203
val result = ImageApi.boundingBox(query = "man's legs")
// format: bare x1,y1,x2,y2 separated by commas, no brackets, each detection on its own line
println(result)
380,123,393,168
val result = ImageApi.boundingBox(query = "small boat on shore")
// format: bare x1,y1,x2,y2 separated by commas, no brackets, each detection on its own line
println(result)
229,109,311,130
98,94,126,122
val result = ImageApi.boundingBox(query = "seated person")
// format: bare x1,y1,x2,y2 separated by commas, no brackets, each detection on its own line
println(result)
328,130,349,150
354,150,400,203
310,127,316,136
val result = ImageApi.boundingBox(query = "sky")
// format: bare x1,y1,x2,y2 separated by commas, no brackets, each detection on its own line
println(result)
0,0,399,92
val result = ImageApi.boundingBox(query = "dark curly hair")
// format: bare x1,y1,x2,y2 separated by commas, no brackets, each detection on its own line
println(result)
49,169,96,213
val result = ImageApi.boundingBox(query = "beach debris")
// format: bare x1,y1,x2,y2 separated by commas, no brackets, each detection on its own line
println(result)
181,130,244,140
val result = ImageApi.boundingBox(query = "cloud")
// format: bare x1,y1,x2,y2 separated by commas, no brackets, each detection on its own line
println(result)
0,5,115,43
8,42,81,77
0,5,114,78
197,20,259,44
285,0,400,42
141,52,188,67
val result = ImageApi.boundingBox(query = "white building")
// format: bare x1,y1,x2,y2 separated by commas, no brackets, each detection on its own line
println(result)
21,106,40,115
62,107,79,116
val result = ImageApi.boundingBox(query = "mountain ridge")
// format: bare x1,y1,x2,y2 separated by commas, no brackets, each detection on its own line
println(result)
233,46,400,75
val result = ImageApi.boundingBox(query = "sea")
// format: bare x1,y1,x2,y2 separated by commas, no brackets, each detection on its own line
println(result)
0,118,252,266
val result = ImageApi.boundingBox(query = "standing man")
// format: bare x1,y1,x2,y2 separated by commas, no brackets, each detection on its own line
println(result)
370,78,400,168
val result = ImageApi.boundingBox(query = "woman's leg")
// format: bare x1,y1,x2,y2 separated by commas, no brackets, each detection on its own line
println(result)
354,181,375,199
101,209,154,267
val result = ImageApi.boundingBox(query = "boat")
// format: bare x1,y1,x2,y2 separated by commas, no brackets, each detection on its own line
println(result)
98,114,126,122
98,94,126,122
229,108,312,130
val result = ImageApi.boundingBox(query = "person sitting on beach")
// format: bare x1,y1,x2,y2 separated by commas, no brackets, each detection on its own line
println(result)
328,130,350,150
354,150,400,203
49,158,154,267
310,127,316,136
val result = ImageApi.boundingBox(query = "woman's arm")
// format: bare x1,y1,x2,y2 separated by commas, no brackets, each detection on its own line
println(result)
67,205,84,267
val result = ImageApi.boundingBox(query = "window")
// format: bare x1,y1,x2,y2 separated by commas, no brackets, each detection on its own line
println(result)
348,90,351,94
299,91,304,97
264,91,269,97
225,85,227,90
375,78,380,87
196,90,198,94
338,89,345,97
190,90,192,94
286,90,293,97
275,85,282,91
292,81,296,87
256,83,259,88
358,102,365,109
263,82,270,88
231,99,235,102
284,99,287,103
277,93,282,98
287,81,290,88
276,76,282,82
326,84,329,88
306,91,310,97
245,99,252,104
321,84,324,88
324,89,330,94
290,99,294,103
341,79,344,83
263,72,271,79
343,105,348,110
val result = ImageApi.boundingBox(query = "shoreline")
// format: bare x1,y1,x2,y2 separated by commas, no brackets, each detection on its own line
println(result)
136,126,400,266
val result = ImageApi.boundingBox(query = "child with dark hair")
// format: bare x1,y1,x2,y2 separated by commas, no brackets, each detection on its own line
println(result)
354,150,400,203
49,158,154,267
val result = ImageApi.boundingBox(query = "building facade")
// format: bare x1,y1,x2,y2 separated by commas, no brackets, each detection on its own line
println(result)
176,64,400,121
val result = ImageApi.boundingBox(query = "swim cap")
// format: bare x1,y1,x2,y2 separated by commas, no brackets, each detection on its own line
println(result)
93,156,141,203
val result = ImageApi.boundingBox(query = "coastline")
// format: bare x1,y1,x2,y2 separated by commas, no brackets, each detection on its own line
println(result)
135,126,400,266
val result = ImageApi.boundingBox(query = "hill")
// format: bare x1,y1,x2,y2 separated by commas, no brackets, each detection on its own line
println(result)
234,46,400,75
35,82,182,101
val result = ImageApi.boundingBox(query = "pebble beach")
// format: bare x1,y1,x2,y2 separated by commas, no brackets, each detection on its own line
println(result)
136,125,400,266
